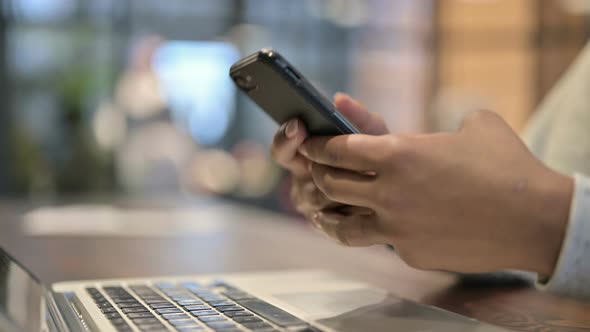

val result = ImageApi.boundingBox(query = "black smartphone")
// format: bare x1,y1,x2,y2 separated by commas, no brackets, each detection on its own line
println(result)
229,48,360,136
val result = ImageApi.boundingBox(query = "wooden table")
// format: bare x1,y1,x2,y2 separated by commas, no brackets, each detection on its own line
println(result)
0,197,589,331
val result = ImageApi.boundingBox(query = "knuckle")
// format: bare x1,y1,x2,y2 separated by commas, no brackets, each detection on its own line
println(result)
390,137,412,159
377,136,413,166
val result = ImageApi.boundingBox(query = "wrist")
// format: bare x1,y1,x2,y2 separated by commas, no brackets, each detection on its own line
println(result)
525,170,573,277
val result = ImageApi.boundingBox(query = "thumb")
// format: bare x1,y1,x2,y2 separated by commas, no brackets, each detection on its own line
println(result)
334,93,389,135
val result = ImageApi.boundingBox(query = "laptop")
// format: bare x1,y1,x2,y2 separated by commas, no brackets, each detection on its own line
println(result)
0,245,512,332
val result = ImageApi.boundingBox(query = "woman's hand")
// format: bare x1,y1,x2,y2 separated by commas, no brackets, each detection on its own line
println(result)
300,110,573,277
270,93,388,220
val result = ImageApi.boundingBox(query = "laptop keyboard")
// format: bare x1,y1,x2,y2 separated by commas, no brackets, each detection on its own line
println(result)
86,281,322,332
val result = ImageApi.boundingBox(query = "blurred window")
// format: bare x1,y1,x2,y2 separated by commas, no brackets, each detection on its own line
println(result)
153,41,239,146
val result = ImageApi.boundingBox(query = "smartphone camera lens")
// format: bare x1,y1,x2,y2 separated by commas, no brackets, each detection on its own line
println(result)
235,74,258,92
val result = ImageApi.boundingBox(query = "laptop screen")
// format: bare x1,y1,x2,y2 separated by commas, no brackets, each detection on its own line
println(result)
0,246,44,331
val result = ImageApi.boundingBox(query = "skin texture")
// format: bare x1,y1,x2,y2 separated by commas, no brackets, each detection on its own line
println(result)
271,93,573,278
271,93,388,219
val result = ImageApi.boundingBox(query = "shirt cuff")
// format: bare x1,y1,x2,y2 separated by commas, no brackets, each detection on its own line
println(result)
537,173,590,299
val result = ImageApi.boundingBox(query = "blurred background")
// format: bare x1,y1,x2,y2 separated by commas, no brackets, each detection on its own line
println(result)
0,0,588,215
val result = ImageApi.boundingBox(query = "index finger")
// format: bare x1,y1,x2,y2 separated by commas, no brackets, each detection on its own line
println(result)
299,135,385,171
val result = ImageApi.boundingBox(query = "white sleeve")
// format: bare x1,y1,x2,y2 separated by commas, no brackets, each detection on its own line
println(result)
538,173,590,299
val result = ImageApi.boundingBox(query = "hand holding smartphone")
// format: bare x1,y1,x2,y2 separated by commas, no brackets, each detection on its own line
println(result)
229,48,360,136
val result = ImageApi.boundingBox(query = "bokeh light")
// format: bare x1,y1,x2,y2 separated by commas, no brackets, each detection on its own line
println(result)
232,141,280,198
153,41,240,146
12,0,77,23
116,122,196,193
184,149,240,195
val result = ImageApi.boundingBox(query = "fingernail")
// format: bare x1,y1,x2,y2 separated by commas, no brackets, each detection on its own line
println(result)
333,92,349,100
285,120,298,138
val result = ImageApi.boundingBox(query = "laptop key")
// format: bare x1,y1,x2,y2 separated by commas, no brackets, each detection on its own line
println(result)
144,299,170,304
183,305,209,311
200,296,226,302
233,316,263,324
92,296,107,302
241,322,274,330
235,299,306,327
113,298,137,304
96,301,114,308
136,321,164,327
178,300,204,305
122,307,150,313
156,308,183,314
208,300,233,307
172,296,194,300
127,312,155,319
190,310,219,317
162,313,190,320
198,316,227,323
110,295,135,301
105,312,123,319
150,303,176,309
118,302,144,308
176,327,205,332
130,318,161,324
224,311,252,318
109,318,128,325
142,296,166,301
205,321,237,329
217,306,243,312
169,319,198,326
137,325,167,332
101,307,118,313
